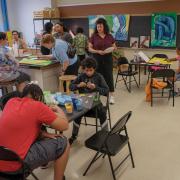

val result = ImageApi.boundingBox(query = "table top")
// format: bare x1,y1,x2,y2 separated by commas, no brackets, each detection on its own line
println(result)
58,94,100,122
130,60,170,67
0,71,20,85
20,60,60,70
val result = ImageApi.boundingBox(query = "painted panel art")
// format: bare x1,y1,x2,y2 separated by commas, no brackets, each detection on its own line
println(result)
88,15,130,41
151,13,177,47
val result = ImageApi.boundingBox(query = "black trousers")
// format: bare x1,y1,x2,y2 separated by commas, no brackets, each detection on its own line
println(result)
94,53,114,92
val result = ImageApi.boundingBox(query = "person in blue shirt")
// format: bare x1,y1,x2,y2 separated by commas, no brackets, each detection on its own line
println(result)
40,34,78,76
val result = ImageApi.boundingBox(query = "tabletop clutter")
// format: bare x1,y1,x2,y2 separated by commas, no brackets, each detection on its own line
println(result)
43,91,100,114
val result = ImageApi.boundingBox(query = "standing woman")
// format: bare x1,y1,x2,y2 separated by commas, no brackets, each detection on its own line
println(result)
89,18,116,104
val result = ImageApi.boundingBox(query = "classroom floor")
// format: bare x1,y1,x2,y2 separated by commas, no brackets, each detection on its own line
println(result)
29,73,180,180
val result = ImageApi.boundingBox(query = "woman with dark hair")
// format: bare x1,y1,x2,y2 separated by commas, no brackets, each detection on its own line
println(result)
73,27,88,63
41,22,54,55
53,22,73,44
89,18,116,104
0,83,69,180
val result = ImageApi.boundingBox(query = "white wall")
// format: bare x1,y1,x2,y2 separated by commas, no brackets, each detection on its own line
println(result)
7,0,51,44
56,0,157,7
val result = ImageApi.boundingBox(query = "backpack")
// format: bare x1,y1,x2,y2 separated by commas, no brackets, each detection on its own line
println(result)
67,43,76,59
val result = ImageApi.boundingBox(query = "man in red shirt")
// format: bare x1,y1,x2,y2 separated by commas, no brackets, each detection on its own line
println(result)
0,84,70,180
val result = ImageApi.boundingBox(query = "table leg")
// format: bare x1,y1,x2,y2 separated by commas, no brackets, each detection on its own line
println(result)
66,80,70,94
59,80,64,92
138,64,141,86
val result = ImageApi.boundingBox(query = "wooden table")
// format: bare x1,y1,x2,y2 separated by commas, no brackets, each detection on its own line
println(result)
19,61,61,92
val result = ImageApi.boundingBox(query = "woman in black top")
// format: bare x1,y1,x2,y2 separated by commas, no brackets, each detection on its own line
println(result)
41,22,53,55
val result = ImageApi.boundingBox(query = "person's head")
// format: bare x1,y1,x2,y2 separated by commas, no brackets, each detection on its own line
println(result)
44,22,53,34
22,83,44,102
176,46,180,55
81,57,97,77
94,18,109,34
12,30,20,41
54,22,64,34
0,32,7,46
76,27,84,34
41,34,55,49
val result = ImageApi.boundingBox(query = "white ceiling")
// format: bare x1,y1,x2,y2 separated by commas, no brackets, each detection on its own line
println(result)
56,0,158,7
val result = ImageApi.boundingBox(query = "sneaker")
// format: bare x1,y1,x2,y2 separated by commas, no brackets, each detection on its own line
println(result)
109,96,115,104
69,136,77,145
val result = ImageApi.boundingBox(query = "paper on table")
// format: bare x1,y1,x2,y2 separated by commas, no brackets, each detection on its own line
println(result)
20,58,52,66
138,51,150,62
103,47,115,54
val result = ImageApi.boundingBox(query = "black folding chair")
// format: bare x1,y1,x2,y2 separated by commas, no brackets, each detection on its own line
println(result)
83,111,135,180
115,57,139,92
0,146,39,180
150,69,175,107
0,91,22,110
82,93,112,131
147,54,169,82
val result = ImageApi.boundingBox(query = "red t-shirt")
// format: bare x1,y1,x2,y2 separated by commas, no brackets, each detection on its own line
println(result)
89,33,115,51
0,97,57,172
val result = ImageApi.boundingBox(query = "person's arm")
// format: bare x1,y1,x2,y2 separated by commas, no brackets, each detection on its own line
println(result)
21,39,28,52
38,103,68,132
49,105,69,131
96,74,109,96
88,42,104,55
38,54,53,60
70,75,86,91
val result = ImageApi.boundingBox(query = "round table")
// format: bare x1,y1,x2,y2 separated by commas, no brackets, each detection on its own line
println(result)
0,71,20,95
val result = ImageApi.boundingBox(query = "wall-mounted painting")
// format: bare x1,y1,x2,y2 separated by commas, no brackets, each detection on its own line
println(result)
88,14,130,41
140,36,150,48
151,13,177,47
130,37,139,49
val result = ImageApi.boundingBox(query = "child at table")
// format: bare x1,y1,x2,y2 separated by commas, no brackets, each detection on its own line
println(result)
168,46,180,95
69,57,109,144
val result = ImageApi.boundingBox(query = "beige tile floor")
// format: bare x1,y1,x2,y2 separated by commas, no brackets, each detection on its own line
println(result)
29,74,180,180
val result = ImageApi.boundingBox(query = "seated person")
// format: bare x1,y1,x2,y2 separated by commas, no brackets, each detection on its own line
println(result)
0,32,30,94
69,57,109,144
0,84,70,180
12,30,28,54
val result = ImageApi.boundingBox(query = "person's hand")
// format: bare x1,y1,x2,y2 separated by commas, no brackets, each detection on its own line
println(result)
77,82,87,88
50,105,64,114
97,50,105,55
87,82,96,89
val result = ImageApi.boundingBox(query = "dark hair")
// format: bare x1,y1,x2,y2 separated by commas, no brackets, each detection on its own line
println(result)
12,30,19,35
55,22,68,32
81,57,97,69
44,22,53,34
22,84,44,102
0,32,7,40
94,18,109,34
76,27,84,34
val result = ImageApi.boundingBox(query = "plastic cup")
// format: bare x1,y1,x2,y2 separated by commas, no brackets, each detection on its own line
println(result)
65,102,73,114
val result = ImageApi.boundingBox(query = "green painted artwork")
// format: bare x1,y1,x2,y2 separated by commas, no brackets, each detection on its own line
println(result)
151,13,177,47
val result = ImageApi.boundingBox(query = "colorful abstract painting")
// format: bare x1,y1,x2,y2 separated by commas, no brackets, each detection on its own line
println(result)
151,13,177,47
88,14,130,41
